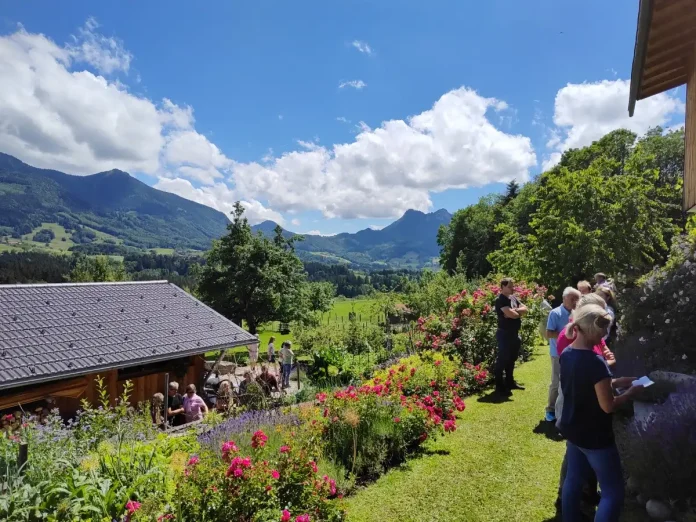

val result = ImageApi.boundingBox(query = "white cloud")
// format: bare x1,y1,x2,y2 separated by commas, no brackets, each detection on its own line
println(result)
368,224,385,230
232,87,537,219
153,177,283,225
542,79,684,169
339,80,367,90
351,40,373,56
305,230,337,236
336,116,350,123
291,218,301,226
67,17,132,74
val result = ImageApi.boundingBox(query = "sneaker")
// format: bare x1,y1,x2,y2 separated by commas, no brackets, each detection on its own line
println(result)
545,411,556,422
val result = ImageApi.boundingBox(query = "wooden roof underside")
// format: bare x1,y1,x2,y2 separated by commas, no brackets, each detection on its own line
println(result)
629,0,696,115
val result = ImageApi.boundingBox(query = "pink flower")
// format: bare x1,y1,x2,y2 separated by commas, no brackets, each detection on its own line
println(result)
187,455,199,466
434,360,442,366
309,460,318,473
233,468,244,478
222,440,239,456
271,469,280,479
393,417,401,423
444,420,457,432
251,430,268,449
241,457,252,468
295,515,311,522
281,510,291,522
315,392,327,403
125,500,141,514
280,445,291,454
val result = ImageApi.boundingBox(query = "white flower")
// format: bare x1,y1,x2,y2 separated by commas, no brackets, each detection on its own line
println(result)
679,290,684,296
683,354,688,360
640,296,647,302
673,293,678,299
639,337,647,344
665,318,671,324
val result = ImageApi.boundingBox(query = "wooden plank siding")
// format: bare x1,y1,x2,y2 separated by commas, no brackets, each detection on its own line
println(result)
686,45,696,212
0,354,208,415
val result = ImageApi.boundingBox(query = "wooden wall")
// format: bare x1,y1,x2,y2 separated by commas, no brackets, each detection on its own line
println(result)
0,354,207,415
685,45,696,212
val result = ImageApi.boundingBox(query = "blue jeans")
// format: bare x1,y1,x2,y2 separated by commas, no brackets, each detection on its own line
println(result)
562,441,624,522
282,363,292,387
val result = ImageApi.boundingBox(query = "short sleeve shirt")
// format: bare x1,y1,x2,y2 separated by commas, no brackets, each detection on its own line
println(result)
546,305,572,357
267,342,275,358
559,349,614,449
183,393,206,423
495,294,521,333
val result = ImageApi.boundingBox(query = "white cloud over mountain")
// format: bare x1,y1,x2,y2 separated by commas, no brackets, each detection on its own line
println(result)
0,22,686,225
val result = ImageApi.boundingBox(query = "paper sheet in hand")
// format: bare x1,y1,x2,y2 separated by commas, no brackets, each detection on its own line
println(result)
632,376,654,388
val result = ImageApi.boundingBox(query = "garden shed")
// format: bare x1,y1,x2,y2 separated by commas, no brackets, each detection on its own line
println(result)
628,0,696,210
0,280,256,415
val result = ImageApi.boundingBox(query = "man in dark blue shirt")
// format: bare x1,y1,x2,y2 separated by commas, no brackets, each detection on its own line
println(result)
493,278,528,396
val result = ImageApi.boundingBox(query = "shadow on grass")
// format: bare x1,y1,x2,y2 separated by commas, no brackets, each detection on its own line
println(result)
421,448,451,457
533,420,564,442
476,392,513,404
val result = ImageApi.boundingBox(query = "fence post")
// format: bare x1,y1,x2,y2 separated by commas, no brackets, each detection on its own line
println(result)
18,443,28,474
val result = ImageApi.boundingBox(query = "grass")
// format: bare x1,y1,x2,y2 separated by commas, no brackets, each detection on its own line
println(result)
323,298,379,325
346,347,564,522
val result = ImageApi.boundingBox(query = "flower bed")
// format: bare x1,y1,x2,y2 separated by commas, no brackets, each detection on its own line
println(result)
417,280,547,367
0,353,470,521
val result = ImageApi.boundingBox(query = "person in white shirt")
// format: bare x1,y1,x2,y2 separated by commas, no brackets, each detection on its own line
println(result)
280,341,295,389
247,342,259,375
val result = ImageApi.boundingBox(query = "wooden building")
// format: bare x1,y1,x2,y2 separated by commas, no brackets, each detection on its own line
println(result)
628,0,696,210
0,280,256,415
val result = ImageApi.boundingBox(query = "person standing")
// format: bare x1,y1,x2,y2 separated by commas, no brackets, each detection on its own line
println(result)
576,280,592,295
166,381,186,427
280,341,295,389
267,336,278,374
544,287,581,422
493,278,528,396
559,304,642,522
183,384,208,423
247,342,260,375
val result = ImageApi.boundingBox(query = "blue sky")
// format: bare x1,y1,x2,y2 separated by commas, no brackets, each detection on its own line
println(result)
0,1,686,235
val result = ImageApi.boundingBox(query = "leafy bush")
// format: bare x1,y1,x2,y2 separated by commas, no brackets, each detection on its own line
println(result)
417,280,546,367
619,385,696,508
616,235,696,373
31,228,54,243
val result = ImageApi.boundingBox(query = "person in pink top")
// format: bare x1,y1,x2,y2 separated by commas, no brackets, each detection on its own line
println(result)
183,384,208,423
556,293,615,363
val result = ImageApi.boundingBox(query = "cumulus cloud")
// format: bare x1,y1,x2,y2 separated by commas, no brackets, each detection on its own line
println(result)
232,87,536,219
542,79,684,169
67,17,132,74
153,177,283,225
291,218,301,226
351,40,373,55
305,230,337,236
339,80,367,90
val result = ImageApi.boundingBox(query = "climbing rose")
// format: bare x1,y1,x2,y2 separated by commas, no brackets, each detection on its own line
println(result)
444,420,456,432
295,515,311,522
222,440,239,456
271,469,280,479
281,509,291,521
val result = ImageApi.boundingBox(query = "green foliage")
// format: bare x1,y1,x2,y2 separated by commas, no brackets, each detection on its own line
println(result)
197,202,309,333
404,270,471,318
437,127,685,293
31,228,55,243
70,255,127,282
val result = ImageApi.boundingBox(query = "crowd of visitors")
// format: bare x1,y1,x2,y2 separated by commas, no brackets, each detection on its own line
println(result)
496,273,641,521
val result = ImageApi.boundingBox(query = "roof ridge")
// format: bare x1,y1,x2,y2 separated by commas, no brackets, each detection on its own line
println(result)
0,280,170,289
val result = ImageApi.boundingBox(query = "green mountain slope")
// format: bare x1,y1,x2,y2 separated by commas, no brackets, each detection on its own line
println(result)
252,208,451,269
0,153,229,250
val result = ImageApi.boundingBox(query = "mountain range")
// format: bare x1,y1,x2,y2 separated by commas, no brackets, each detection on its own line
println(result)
252,208,451,268
0,153,450,267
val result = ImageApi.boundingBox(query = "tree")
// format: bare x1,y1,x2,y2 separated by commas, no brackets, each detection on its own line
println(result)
197,202,309,334
305,281,335,314
70,255,127,282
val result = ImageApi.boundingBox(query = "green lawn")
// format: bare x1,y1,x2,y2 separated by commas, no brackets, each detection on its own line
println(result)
346,348,564,522
322,298,379,325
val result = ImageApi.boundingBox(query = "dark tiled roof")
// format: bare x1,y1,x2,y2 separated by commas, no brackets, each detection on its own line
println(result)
0,281,257,390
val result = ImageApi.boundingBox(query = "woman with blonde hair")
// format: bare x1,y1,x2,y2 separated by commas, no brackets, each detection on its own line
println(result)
559,304,641,522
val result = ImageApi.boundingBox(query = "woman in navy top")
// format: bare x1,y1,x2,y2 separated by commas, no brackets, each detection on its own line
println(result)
559,304,642,522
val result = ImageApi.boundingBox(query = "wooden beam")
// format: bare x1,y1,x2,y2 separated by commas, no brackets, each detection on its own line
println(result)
641,65,687,91
685,44,696,212
645,28,696,58
652,0,696,21
648,11,696,40
644,55,687,77
644,39,696,70
630,0,655,116
0,377,88,411
640,74,688,98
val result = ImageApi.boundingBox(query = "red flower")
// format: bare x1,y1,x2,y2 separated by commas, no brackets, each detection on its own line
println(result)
271,469,280,479
444,420,456,432
434,360,442,366
125,500,141,514
295,515,311,522
280,445,291,454
315,392,327,403
281,509,291,522
251,430,268,449
418,432,428,442
187,456,199,467
393,417,401,423
221,440,238,458
309,460,318,473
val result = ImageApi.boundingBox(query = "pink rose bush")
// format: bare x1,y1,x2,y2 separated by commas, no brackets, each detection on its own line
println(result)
418,280,546,367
